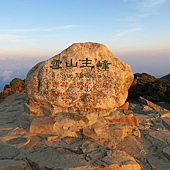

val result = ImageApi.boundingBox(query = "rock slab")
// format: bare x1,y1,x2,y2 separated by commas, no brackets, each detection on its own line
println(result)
25,42,133,112
2,92,170,169
0,160,31,170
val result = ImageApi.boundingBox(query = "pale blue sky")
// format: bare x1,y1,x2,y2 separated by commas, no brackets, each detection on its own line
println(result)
0,0,170,90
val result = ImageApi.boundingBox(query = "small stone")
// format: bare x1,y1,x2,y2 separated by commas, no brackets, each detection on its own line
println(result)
102,150,141,170
119,102,129,110
123,109,134,115
83,127,98,140
17,113,31,130
167,139,170,145
147,155,170,170
40,106,52,116
91,121,104,136
62,137,79,145
96,123,128,145
24,135,42,147
67,113,89,124
68,126,80,132
8,127,27,136
47,135,59,142
162,118,170,131
148,130,169,144
99,138,116,149
163,147,170,161
155,110,170,118
29,116,55,134
108,124,127,138
117,136,145,157
105,115,139,126
126,125,141,137
139,96,162,112
81,140,102,154
6,137,28,145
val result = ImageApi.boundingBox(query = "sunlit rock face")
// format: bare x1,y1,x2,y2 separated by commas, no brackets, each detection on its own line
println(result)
25,42,133,113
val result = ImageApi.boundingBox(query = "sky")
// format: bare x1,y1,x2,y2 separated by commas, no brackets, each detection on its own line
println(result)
0,0,170,91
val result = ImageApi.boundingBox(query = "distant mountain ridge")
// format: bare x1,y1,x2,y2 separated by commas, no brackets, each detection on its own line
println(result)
0,78,25,103
161,73,170,81
128,73,170,102
132,73,156,85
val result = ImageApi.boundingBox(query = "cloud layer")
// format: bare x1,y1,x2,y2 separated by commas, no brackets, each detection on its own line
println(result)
137,0,166,11
1,70,13,82
124,0,166,11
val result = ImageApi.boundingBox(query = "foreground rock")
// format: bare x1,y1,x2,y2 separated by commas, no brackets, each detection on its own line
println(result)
0,92,143,170
0,160,31,170
1,92,170,169
25,42,133,113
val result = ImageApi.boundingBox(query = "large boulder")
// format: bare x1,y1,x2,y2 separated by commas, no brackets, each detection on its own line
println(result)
25,42,133,113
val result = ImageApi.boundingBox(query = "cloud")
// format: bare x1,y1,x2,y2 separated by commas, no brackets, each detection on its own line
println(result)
137,0,166,11
0,25,85,33
120,0,166,39
0,34,25,43
0,57,6,60
124,0,166,11
138,0,166,10
1,71,13,82
113,26,142,38
0,25,85,43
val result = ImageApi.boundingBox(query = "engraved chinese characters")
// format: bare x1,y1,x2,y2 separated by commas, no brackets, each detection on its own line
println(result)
50,58,111,70
50,58,111,100
25,42,134,113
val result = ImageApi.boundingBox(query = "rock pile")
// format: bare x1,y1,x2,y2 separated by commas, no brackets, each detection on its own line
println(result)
0,92,170,169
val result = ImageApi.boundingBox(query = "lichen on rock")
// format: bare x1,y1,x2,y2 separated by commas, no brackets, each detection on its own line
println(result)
25,42,133,113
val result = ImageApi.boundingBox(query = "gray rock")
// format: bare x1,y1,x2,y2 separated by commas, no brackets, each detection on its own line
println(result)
0,160,32,170
162,118,170,130
102,150,141,170
6,137,28,145
163,146,170,161
117,136,145,157
139,96,164,112
155,110,170,118
147,155,170,170
0,144,20,159
27,147,89,169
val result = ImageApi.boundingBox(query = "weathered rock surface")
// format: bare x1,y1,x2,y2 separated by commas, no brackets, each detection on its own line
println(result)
0,93,170,170
0,91,170,169
139,96,163,112
25,42,133,112
0,160,32,170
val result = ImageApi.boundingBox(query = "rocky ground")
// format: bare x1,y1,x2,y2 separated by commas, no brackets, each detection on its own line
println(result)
0,92,170,170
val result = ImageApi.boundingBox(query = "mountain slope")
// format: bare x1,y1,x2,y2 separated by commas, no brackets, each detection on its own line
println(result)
161,73,170,81
128,73,170,102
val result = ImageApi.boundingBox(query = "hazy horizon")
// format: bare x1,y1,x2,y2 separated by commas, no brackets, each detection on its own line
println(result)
0,0,170,91
0,48,169,92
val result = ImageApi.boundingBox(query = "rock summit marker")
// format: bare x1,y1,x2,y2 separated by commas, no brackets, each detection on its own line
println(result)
25,42,133,113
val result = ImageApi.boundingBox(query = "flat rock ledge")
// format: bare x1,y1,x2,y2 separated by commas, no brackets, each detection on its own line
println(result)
0,160,32,170
0,93,170,169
